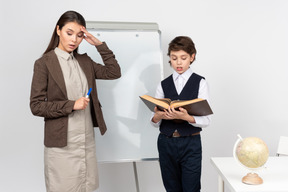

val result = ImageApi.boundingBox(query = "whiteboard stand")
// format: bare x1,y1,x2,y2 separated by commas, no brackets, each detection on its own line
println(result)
133,161,140,192
134,158,159,192
134,158,161,192
99,158,159,192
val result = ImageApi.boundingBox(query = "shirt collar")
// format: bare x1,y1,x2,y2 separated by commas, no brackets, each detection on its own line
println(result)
54,47,74,61
172,67,193,82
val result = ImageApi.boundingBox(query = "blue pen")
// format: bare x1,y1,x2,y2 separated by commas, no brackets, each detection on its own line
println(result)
86,88,92,98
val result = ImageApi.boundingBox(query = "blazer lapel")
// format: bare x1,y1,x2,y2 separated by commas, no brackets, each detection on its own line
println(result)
45,51,67,98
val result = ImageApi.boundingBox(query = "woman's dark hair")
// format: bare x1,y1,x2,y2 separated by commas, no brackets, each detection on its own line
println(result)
43,10,86,55
168,36,197,64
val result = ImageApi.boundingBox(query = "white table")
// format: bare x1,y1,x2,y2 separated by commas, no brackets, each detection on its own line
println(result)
210,157,288,192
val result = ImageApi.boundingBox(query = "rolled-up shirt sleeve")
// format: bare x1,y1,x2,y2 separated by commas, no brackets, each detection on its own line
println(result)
191,79,211,128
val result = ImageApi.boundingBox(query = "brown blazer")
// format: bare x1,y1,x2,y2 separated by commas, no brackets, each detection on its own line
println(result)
30,42,121,147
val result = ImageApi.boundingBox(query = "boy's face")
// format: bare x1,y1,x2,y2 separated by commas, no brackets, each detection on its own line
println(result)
169,50,195,74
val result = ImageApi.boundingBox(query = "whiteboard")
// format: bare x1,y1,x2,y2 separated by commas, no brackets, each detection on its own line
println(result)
79,22,163,162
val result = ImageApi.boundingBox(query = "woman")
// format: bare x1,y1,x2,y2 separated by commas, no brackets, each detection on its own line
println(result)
30,10,121,192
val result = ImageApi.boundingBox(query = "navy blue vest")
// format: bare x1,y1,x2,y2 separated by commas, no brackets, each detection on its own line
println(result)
160,73,204,136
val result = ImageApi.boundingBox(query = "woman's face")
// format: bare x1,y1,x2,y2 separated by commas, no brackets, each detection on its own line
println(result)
169,50,195,74
57,21,84,53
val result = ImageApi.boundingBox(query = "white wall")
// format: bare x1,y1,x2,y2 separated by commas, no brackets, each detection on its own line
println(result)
1,0,288,191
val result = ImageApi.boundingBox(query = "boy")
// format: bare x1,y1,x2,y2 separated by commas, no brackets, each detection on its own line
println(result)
151,36,211,192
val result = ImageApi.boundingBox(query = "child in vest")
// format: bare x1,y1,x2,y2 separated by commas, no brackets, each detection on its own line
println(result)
151,36,212,192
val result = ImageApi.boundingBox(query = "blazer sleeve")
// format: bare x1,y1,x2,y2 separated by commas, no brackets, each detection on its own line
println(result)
30,58,75,119
91,42,121,79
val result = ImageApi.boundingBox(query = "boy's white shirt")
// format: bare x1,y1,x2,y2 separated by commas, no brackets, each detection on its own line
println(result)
150,67,211,128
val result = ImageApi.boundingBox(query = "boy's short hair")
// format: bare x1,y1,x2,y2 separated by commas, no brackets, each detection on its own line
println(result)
168,36,197,63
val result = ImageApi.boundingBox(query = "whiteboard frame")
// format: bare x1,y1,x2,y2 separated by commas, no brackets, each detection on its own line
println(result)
86,21,159,31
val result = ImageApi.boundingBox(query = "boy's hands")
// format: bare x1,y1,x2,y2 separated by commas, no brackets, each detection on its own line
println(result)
152,106,195,123
152,107,166,123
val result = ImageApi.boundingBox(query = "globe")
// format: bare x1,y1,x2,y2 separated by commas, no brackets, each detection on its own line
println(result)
233,134,269,185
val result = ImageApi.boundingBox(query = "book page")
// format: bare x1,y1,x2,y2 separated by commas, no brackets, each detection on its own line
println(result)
170,98,203,108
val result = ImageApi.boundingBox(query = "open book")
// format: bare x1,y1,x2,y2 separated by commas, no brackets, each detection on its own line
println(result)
140,94,213,116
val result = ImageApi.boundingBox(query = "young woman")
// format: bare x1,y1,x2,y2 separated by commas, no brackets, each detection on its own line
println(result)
30,10,121,192
151,36,211,192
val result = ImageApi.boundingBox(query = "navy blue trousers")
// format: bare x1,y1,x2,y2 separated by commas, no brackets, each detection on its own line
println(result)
157,133,202,192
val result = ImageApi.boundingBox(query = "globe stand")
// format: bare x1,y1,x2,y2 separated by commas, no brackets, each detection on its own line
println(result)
242,172,263,185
